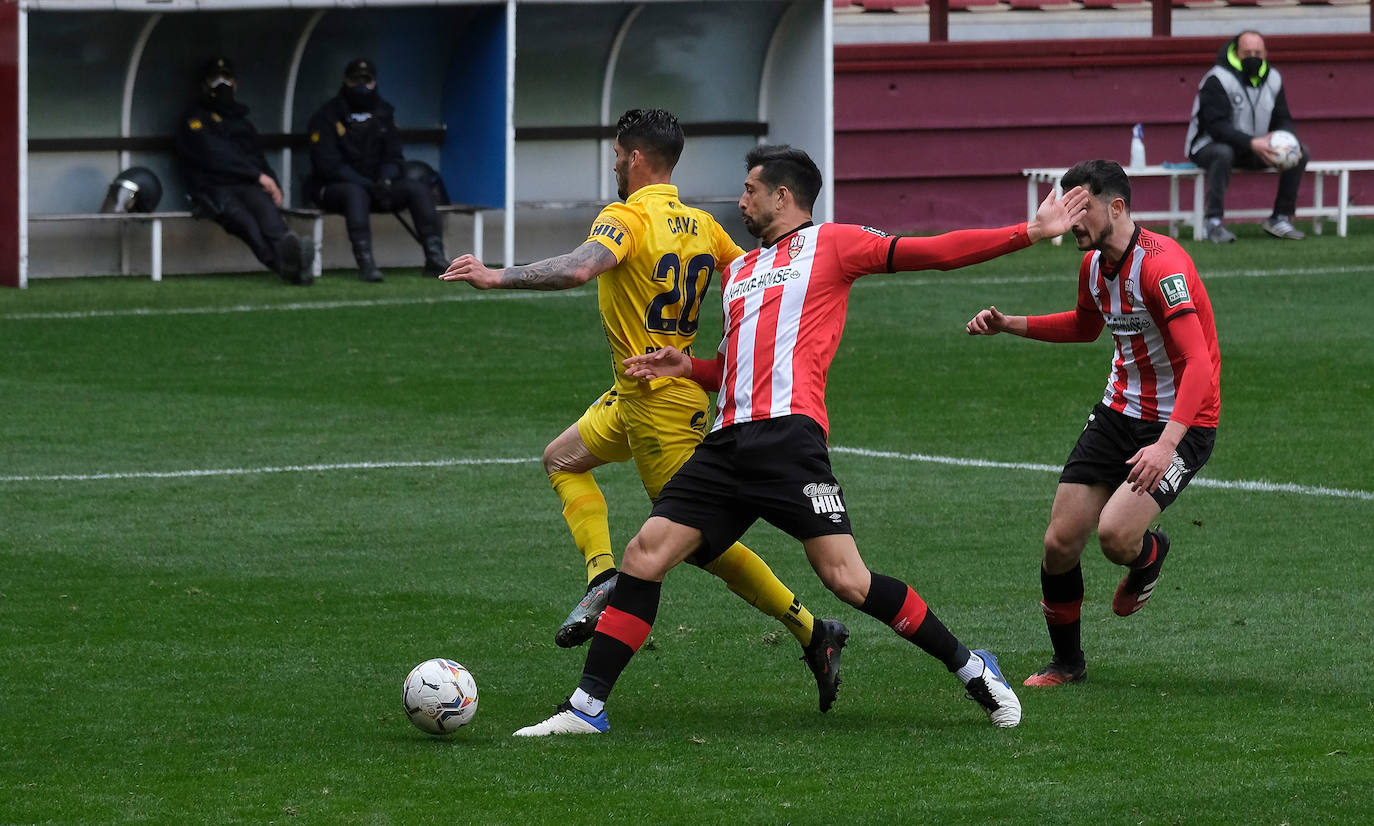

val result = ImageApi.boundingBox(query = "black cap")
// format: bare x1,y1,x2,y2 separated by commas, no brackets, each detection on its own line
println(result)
201,56,235,81
344,58,376,83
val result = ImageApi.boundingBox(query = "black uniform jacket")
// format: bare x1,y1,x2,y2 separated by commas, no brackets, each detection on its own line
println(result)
175,97,277,195
305,93,405,189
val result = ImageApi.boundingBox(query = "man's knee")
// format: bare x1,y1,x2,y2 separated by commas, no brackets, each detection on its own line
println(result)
1096,522,1143,564
806,539,869,606
542,441,577,475
1043,524,1087,571
622,525,685,582
821,570,868,608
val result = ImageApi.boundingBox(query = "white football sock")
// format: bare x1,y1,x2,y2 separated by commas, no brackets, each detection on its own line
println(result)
956,652,986,684
569,688,604,717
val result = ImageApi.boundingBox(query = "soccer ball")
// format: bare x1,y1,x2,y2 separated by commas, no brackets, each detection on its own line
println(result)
403,658,478,734
1268,130,1302,171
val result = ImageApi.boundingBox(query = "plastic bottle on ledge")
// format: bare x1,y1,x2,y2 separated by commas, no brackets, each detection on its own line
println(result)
1129,123,1146,169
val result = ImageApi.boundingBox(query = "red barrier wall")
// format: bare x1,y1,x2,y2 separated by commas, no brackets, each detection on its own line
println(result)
834,34,1374,232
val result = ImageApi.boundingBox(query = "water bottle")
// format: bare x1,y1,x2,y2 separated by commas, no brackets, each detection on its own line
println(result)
1129,123,1146,169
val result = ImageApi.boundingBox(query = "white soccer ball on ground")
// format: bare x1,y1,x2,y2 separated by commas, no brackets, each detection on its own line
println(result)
403,658,478,734
1268,130,1302,171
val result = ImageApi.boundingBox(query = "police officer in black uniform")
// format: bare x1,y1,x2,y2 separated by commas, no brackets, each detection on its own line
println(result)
175,57,315,285
305,58,448,282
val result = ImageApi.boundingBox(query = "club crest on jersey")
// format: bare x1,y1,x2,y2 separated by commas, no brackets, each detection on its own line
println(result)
1160,273,1190,308
787,234,806,258
803,482,846,518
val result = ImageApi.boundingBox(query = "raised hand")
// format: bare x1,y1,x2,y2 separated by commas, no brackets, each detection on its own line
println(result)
1028,186,1092,242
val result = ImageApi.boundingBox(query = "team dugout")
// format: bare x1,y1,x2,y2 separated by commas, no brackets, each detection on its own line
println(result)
7,0,831,286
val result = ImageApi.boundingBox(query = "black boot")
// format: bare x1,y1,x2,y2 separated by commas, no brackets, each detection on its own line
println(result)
273,232,315,286
353,241,383,283
421,236,448,278
295,234,317,286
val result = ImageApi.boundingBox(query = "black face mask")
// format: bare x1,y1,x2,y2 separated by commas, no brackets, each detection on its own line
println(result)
1240,56,1264,80
343,84,376,112
204,80,236,108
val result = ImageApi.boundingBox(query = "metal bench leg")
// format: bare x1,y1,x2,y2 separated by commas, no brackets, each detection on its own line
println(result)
1169,175,1180,237
312,216,323,278
1338,171,1350,238
1313,173,1324,236
151,218,163,282
1192,175,1204,241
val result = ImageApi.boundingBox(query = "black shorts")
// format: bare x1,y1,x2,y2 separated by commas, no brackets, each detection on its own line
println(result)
1060,402,1216,510
651,415,853,565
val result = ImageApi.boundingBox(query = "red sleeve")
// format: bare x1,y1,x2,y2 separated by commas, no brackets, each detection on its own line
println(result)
1025,309,1103,342
1163,310,1210,428
1025,258,1103,342
689,355,723,392
889,223,1033,273
827,224,897,278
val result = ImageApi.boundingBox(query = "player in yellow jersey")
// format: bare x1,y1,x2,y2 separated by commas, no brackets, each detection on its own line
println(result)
442,109,846,711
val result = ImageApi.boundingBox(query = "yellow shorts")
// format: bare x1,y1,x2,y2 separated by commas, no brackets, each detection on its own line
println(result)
575,379,712,498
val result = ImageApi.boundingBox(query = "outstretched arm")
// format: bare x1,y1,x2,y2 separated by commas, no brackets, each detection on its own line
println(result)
890,187,1091,272
440,241,617,290
968,304,1102,342
966,305,1027,337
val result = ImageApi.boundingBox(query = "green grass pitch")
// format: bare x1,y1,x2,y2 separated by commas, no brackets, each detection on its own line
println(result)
2,219,1371,824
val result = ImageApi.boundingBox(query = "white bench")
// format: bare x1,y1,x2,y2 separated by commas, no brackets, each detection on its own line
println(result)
27,211,195,281
29,203,490,281
1023,161,1374,242
284,204,489,279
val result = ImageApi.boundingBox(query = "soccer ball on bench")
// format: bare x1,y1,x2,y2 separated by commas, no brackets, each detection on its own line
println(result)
1268,130,1302,171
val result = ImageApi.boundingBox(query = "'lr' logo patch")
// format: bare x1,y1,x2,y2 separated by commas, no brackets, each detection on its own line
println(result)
1159,273,1190,308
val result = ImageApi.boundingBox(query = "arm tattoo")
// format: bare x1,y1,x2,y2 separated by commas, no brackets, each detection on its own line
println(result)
500,242,617,290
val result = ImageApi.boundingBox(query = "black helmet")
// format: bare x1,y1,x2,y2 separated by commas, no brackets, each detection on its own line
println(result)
100,167,163,213
201,56,235,83
402,160,450,205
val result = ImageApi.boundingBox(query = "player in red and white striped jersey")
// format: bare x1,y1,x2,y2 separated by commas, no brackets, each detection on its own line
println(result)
966,159,1220,688
513,145,1090,737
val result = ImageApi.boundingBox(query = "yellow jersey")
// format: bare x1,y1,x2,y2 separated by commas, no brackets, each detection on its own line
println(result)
585,183,744,396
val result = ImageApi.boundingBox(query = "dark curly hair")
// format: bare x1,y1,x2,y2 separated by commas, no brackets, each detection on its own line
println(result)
744,144,822,212
615,109,684,170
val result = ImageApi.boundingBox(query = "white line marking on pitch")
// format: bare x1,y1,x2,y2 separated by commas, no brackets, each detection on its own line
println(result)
0,457,538,482
0,289,586,321
3,265,1358,322
2,448,1369,502
829,446,1374,501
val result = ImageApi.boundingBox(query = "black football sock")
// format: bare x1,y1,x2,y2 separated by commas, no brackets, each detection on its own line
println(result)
1041,563,1084,666
577,572,660,701
861,572,969,672
1128,531,1159,569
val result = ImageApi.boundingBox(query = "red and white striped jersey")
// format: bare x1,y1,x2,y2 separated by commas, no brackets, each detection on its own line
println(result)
709,223,892,435
1078,228,1220,426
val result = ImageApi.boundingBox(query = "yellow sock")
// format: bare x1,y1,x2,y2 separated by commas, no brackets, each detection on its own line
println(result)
549,471,616,585
703,543,815,648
